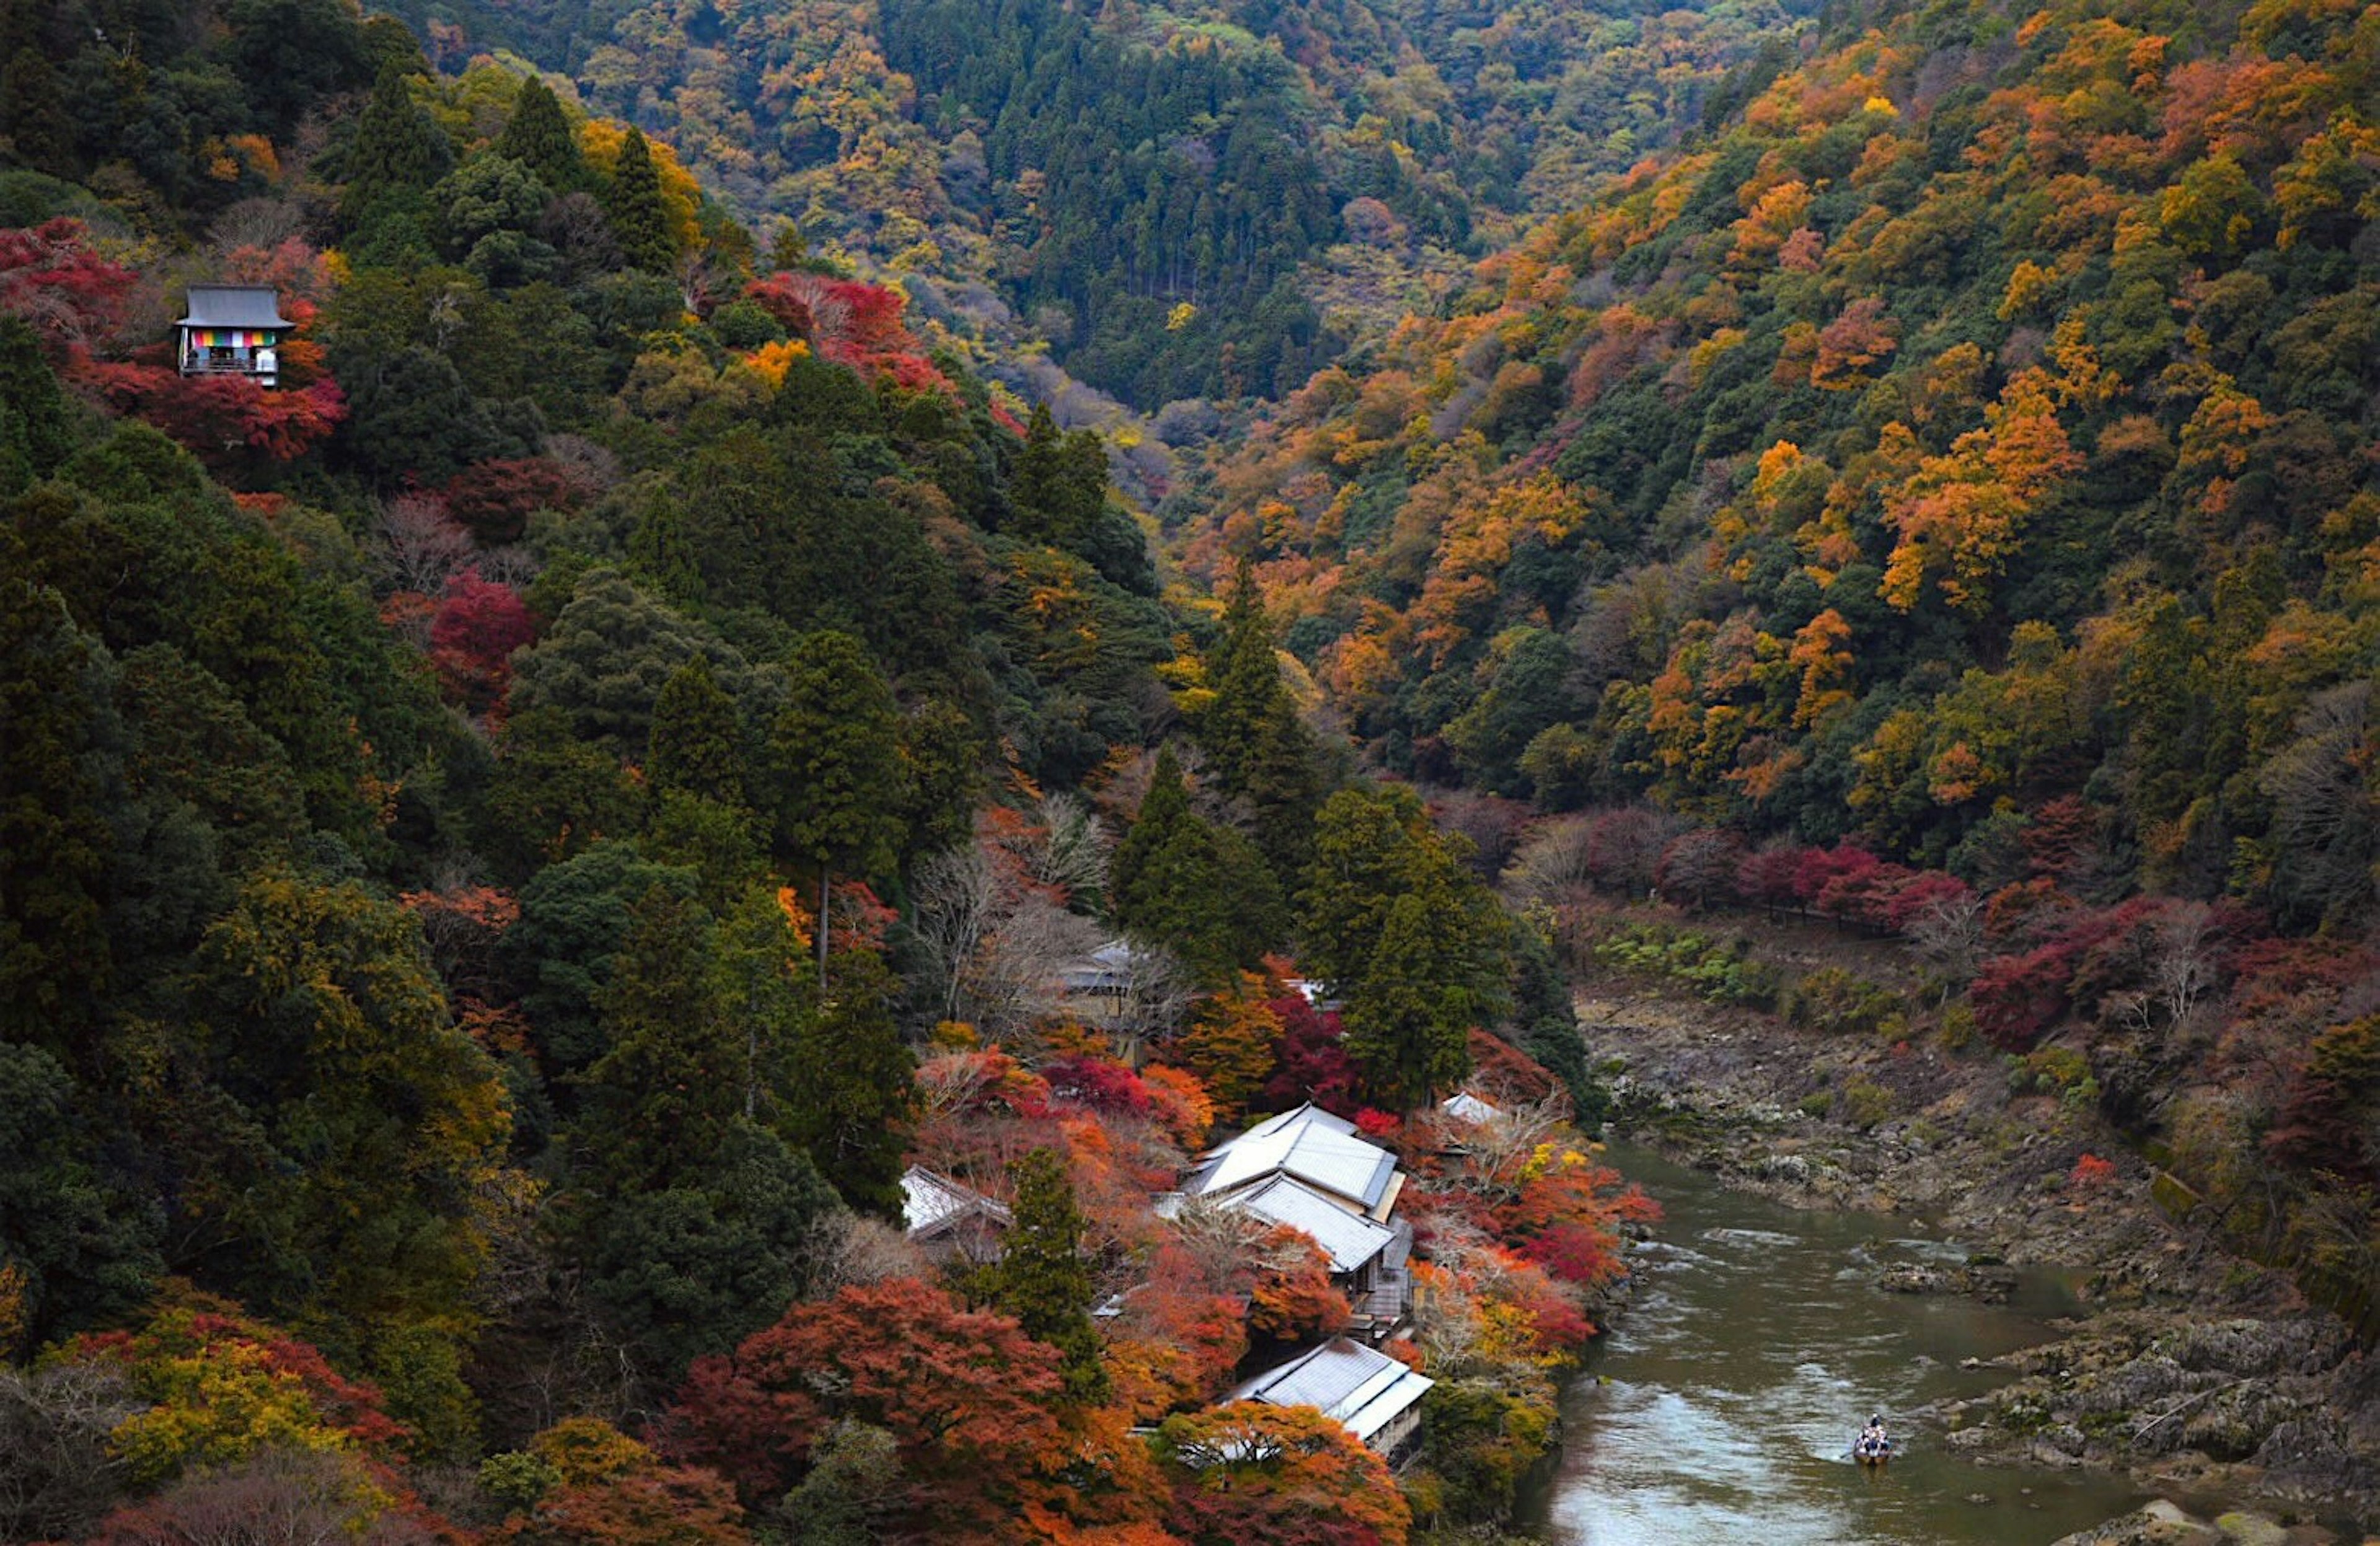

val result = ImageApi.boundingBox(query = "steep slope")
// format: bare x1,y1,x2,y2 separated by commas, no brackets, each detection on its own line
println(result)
1173,0,2379,917
374,0,1818,406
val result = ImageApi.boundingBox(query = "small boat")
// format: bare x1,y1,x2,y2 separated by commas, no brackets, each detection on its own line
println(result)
1853,1432,1894,1465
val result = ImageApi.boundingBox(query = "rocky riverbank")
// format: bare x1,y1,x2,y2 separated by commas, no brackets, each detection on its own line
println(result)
1576,988,2380,1534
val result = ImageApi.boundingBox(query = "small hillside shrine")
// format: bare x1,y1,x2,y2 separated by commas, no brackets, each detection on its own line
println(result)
177,285,291,387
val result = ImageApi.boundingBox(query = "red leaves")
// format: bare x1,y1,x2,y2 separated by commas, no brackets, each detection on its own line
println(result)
742,271,951,394
1045,1054,1153,1117
1260,997,1361,1115
429,569,536,710
441,456,594,544
1246,1229,1352,1343
0,218,137,358
85,362,348,465
666,1279,1064,1535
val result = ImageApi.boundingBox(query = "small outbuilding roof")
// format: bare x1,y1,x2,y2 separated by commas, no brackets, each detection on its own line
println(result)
900,1166,1011,1237
1227,1337,1434,1444
1439,1091,1505,1125
178,285,291,330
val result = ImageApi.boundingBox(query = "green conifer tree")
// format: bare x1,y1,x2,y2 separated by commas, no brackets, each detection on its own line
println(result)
787,949,916,1219
604,125,676,274
994,1147,1109,1405
340,63,452,221
1,48,71,175
767,631,908,972
1200,560,1323,881
648,654,746,809
496,72,583,193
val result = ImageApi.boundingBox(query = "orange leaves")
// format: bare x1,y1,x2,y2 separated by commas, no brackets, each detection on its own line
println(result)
1880,367,2081,615
1245,1228,1352,1343
1169,977,1282,1120
1156,1402,1409,1546
1787,609,1857,728
1810,297,1898,390
668,1279,1065,1535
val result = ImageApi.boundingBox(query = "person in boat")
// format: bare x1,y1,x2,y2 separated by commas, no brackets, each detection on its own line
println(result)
1857,1415,1890,1456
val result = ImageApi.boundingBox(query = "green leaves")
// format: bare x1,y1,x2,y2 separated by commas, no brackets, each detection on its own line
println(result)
1300,786,1510,1107
990,1148,1108,1407
768,630,909,882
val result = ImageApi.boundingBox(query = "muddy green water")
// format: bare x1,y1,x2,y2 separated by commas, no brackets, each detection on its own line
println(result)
1524,1143,2150,1545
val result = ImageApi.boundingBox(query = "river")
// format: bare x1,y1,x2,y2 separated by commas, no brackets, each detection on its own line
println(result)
1524,1143,2151,1545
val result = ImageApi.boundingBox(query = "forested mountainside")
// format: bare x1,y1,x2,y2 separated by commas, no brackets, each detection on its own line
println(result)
0,2,1651,1541
368,0,1815,406
1168,0,2380,1335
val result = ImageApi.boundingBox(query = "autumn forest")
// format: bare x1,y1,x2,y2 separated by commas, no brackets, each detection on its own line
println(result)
1,0,2376,1539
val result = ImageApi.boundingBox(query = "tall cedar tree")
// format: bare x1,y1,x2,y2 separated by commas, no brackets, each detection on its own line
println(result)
995,1147,1110,1405
604,126,676,275
767,631,907,972
1009,402,1105,545
1341,888,1481,1107
569,886,840,1374
1201,561,1324,883
340,63,452,219
496,72,583,193
576,885,736,1192
1109,746,1282,981
648,654,747,808
788,948,916,1219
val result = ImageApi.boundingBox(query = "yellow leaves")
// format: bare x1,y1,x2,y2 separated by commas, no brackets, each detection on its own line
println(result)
1753,440,1806,501
1880,367,2081,615
0,1263,26,1359
739,336,811,389
2000,259,2059,320
110,1342,350,1485
578,117,702,251
2046,317,2121,408
1864,95,1898,115
1788,608,1856,728
1727,179,1813,271
1166,301,1197,332
2273,113,2380,249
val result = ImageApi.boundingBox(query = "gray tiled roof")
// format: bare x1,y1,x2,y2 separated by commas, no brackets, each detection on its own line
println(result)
1186,1104,1396,1211
178,286,291,329
1225,1175,1396,1273
900,1166,1011,1236
1228,1337,1434,1443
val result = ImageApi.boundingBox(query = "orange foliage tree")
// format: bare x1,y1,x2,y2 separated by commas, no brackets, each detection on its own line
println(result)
1155,1402,1410,1546
665,1279,1065,1540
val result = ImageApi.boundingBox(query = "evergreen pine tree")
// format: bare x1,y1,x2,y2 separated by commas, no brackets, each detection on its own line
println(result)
767,631,909,972
648,654,746,809
496,73,583,193
787,949,916,1220
1201,560,1323,881
1,48,70,175
340,63,452,221
0,317,73,498
604,125,676,274
576,886,736,1192
994,1147,1109,1405
1109,745,1189,916
1110,746,1282,981
1340,892,1476,1109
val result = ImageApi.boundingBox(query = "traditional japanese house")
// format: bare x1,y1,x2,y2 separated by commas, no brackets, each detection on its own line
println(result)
1220,1172,1414,1335
176,285,291,387
1224,1337,1434,1458
1180,1103,1405,1222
